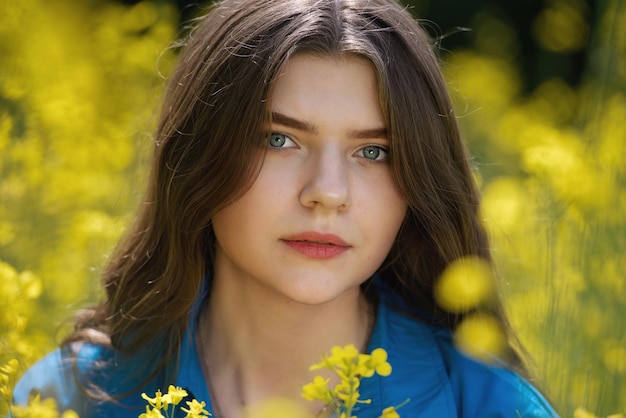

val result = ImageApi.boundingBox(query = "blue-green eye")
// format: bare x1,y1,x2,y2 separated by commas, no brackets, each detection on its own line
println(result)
269,132,295,148
359,145,388,161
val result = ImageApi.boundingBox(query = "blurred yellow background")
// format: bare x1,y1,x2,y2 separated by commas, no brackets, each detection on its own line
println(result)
0,0,624,416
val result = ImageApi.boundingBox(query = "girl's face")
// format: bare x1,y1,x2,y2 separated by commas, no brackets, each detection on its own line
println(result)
211,54,407,306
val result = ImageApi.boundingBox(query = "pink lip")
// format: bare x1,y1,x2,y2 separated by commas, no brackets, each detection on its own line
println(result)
281,232,350,259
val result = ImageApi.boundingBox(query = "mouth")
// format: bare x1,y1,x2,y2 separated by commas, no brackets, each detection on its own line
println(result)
280,232,350,259
281,232,349,247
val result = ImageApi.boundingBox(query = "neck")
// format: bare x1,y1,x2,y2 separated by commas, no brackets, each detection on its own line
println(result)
197,276,373,418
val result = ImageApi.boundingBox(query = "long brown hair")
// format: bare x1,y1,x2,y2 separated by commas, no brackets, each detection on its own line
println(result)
66,0,523,387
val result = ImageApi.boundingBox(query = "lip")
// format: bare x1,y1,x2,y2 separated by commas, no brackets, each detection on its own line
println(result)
281,231,350,259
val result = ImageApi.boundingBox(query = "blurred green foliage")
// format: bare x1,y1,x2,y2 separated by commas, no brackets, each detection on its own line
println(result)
0,0,624,416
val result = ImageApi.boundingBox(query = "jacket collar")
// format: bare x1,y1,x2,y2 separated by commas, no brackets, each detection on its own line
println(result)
358,296,457,416
175,280,457,417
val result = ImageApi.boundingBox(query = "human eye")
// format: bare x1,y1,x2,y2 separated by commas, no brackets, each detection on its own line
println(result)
357,145,388,162
268,132,296,149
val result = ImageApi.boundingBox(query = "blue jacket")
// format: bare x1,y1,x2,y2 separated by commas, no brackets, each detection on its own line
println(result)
12,284,558,417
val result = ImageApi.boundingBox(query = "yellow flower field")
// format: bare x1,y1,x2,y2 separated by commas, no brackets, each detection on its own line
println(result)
0,0,624,416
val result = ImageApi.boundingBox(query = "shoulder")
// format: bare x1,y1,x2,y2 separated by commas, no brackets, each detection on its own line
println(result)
374,291,558,417
11,343,147,417
12,344,109,415
430,327,558,417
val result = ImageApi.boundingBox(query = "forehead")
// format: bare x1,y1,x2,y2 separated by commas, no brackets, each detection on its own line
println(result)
271,52,378,92
268,53,384,128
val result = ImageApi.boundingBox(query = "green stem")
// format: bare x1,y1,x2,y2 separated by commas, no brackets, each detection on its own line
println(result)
344,373,358,418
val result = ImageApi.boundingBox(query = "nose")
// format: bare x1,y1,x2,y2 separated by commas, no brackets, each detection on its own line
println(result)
299,146,351,211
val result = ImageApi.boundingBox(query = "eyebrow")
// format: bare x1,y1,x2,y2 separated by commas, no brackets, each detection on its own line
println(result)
272,111,318,133
271,111,387,140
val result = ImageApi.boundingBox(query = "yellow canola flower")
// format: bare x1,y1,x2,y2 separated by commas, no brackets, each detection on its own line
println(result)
310,344,392,379
480,177,530,236
0,261,18,286
380,406,400,418
0,358,19,398
434,256,494,313
141,389,167,410
139,406,164,418
444,50,521,113
0,358,19,376
532,0,588,53
18,270,43,300
572,408,625,418
574,408,598,418
602,340,626,374
140,387,209,417
180,399,211,417
312,344,359,370
163,385,188,406
366,348,392,377
336,382,366,408
304,345,397,417
11,393,79,418
454,313,507,362
302,376,334,403
243,397,313,418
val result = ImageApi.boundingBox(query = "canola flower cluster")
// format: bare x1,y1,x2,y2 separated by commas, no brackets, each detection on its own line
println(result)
140,386,210,418
1,0,625,416
302,344,404,418
140,345,403,418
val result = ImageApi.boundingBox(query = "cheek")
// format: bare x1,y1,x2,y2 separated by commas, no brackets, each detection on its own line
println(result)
211,209,237,250
382,190,407,238
384,175,409,226
211,180,280,245
366,174,407,222
211,195,255,244
379,202,407,248
359,179,407,247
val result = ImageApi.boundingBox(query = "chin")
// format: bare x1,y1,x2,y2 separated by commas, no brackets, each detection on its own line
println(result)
278,283,361,307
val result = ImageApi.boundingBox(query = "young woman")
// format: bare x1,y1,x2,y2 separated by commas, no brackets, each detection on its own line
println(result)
13,0,557,416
